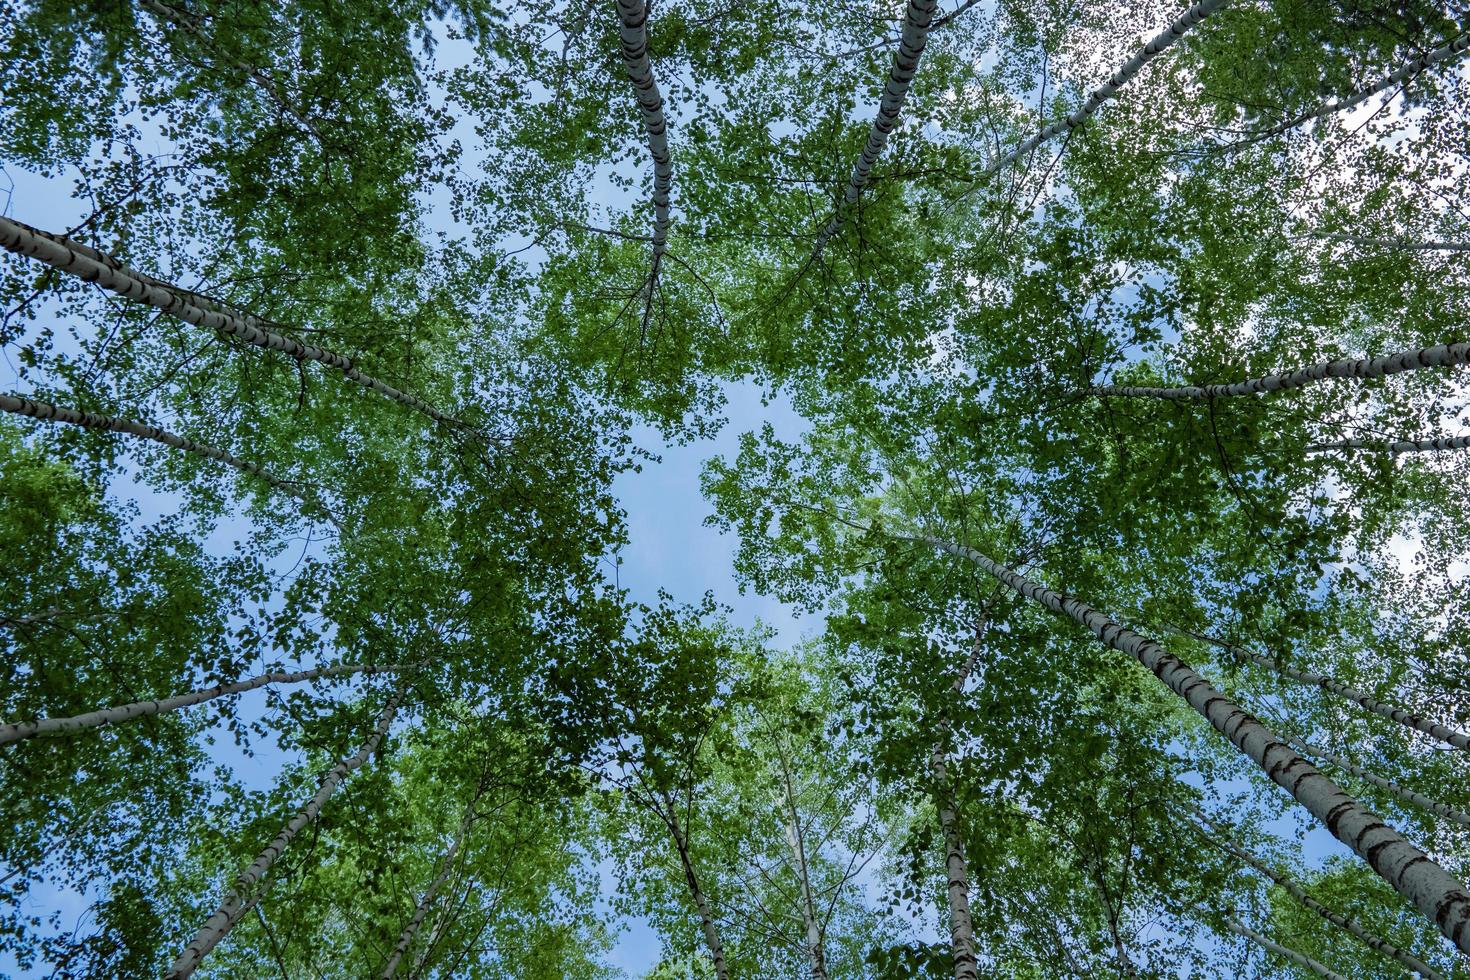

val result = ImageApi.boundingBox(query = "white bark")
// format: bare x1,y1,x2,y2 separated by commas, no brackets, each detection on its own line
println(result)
918,533,1470,952
379,800,478,979
934,620,987,979
1315,232,1470,253
667,810,731,980
1226,918,1349,980
1183,628,1470,752
1197,814,1444,980
1254,34,1470,141
1307,434,1470,456
1284,734,1470,829
1090,341,1470,399
0,662,408,746
165,690,403,979
972,0,1231,183
614,0,672,277
775,747,830,980
812,0,937,257
0,217,475,433
0,392,319,514
829,0,981,59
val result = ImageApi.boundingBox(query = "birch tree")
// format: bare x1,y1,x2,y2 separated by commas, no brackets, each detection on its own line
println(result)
969,0,1233,185
167,687,404,978
1192,811,1444,979
8,0,1470,973
810,0,937,258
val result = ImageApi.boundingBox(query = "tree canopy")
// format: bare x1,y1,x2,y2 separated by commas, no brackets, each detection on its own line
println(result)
3,0,1470,976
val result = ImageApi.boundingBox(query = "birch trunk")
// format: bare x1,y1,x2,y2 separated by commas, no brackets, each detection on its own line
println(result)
933,619,988,980
1315,232,1470,253
775,749,830,980
1182,627,1470,752
971,0,1230,183
917,533,1470,952
0,217,474,433
0,392,320,515
379,800,477,979
1226,918,1349,980
1307,435,1470,456
0,662,409,746
831,0,980,59
931,754,978,980
1089,341,1470,400
614,0,672,277
166,689,403,979
1283,734,1470,828
138,0,331,147
669,818,730,980
811,0,937,258
1254,34,1470,142
1196,814,1444,980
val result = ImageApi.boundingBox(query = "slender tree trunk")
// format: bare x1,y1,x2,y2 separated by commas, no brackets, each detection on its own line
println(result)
613,0,672,276
407,872,467,980
138,0,331,147
916,533,1470,952
932,754,978,980
830,0,980,59
811,0,937,258
1253,34,1470,142
1226,918,1348,980
1179,626,1470,752
1283,734,1470,828
669,820,730,980
0,392,322,516
165,689,403,979
0,662,409,746
1315,232,1470,253
1307,435,1470,456
0,217,475,433
1194,814,1444,980
775,747,830,980
1089,341,1470,400
379,799,478,979
0,608,112,629
971,0,1230,184
933,617,989,980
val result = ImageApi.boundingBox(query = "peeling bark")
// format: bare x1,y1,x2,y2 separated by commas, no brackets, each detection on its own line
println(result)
934,618,988,979
614,0,672,280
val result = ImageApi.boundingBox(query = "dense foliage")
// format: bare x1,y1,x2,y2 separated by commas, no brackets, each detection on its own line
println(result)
3,0,1470,976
